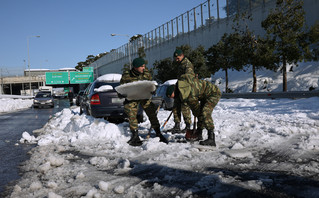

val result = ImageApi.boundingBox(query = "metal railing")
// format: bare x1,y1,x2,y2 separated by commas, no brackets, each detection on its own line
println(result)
106,0,271,63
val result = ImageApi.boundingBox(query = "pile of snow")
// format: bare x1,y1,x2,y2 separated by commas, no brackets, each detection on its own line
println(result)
8,96,319,197
97,73,122,82
213,61,319,93
0,98,33,113
115,80,157,101
1,61,319,197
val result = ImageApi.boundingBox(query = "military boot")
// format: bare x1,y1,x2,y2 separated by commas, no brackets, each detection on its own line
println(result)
171,122,180,134
199,130,216,146
127,130,143,146
154,128,169,144
195,128,203,141
181,123,191,134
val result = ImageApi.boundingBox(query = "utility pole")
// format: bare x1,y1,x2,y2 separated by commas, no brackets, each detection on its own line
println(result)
27,35,40,96
110,34,132,69
0,68,2,95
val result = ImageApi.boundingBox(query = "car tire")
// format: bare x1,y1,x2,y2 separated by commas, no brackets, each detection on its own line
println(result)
80,106,83,115
86,107,90,116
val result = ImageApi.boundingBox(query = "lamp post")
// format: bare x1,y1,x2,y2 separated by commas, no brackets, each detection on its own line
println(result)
110,34,131,69
27,35,40,96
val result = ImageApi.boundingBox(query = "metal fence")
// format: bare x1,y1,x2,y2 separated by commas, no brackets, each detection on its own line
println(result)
0,67,25,77
107,0,271,63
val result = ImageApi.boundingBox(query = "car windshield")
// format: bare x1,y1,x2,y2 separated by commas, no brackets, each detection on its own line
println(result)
36,93,51,98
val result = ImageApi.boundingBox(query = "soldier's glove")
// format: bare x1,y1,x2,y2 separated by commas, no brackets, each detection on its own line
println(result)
117,93,127,99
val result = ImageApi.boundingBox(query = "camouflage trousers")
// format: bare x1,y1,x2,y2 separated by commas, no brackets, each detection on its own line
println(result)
124,99,160,131
188,94,221,131
172,99,192,125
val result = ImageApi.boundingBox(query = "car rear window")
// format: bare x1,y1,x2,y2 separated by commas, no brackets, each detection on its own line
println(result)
94,82,120,89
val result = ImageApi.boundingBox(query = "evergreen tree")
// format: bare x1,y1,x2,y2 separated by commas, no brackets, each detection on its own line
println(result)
189,46,210,79
75,53,108,71
232,12,276,92
302,21,319,62
75,61,87,71
206,33,241,93
153,58,177,83
261,0,308,92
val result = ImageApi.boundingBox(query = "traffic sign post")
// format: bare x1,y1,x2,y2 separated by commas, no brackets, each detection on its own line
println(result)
83,67,94,72
45,72,69,85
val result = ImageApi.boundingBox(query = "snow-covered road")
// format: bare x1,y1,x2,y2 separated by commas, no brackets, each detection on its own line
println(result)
5,97,319,198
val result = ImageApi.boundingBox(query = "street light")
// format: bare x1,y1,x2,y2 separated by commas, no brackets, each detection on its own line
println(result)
27,35,40,96
110,34,132,69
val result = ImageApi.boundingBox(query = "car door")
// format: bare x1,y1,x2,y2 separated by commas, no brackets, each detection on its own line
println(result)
80,83,92,115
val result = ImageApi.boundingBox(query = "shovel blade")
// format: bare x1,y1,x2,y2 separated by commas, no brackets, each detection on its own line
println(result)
185,129,199,141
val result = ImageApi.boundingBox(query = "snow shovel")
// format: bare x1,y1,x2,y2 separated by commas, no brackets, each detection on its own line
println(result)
160,110,173,131
185,116,198,141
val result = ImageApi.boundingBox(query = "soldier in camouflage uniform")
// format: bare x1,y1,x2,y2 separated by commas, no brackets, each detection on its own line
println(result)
120,57,168,146
169,49,194,134
167,73,221,146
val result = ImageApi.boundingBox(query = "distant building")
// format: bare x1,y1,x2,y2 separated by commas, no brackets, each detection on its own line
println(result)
24,68,77,77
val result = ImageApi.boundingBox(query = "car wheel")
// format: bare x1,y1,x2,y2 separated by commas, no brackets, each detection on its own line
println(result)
86,107,90,115
80,106,83,115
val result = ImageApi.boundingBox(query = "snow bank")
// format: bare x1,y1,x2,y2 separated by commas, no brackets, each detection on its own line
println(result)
11,96,319,198
0,98,33,113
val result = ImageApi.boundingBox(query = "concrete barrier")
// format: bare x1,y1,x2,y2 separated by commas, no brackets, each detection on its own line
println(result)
221,91,319,99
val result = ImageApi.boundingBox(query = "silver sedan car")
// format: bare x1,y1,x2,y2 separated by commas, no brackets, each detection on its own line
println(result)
33,91,54,108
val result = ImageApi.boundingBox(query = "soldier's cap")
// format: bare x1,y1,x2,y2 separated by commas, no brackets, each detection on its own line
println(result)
173,49,183,57
166,85,175,97
132,58,145,68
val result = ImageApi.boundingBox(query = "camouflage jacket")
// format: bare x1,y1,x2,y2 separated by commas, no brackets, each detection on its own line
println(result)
177,73,221,103
120,67,152,84
177,57,195,80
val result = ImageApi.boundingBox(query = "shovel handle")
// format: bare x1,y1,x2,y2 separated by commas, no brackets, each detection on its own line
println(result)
161,111,173,130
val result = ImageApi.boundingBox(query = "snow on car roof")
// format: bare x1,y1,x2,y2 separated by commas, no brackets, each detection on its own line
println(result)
97,73,122,82
163,79,177,85
94,85,113,92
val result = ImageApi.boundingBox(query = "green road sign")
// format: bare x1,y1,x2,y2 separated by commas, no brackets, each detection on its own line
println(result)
70,72,94,84
45,72,69,85
83,67,94,72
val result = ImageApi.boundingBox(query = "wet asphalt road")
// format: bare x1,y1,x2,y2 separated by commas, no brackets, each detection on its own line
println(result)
0,99,70,195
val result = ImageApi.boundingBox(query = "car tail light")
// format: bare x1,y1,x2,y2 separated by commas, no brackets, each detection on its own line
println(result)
90,94,101,105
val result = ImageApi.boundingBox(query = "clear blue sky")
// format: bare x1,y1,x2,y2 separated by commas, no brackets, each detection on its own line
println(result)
0,0,204,75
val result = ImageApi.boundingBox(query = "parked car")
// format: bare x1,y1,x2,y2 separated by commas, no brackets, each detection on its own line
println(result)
52,88,66,98
33,91,54,108
75,90,85,106
80,73,143,122
152,79,177,110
